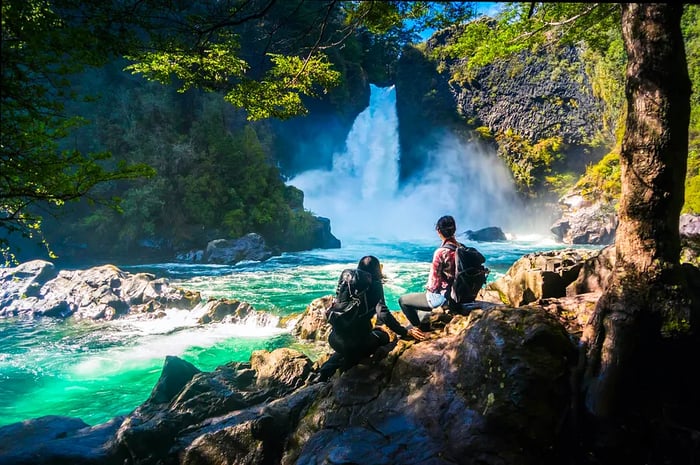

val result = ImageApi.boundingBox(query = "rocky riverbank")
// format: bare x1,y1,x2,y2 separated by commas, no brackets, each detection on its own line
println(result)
1,245,698,465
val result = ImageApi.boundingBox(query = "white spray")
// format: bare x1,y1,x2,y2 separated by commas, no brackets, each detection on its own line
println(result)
288,85,535,241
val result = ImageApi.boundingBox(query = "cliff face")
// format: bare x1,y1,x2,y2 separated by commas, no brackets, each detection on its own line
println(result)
394,45,465,183
395,32,610,200
449,45,604,147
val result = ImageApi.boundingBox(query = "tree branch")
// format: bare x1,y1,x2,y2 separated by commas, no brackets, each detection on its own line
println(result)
510,3,605,44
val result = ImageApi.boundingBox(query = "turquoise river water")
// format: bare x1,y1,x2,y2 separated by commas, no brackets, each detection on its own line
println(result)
0,236,567,427
1,84,580,428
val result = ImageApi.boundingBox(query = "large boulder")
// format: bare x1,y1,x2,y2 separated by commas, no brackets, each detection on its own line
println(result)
113,350,314,463
0,260,58,310
197,298,277,326
0,261,201,320
178,232,284,264
550,194,618,245
0,415,124,465
551,205,700,256
205,233,275,265
289,307,576,465
464,226,507,242
565,245,615,296
291,294,334,342
483,248,600,307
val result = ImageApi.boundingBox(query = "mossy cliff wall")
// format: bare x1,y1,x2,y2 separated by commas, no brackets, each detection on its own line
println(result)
395,30,609,201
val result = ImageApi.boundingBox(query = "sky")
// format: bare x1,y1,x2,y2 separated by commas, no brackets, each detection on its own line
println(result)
417,2,504,40
476,2,504,17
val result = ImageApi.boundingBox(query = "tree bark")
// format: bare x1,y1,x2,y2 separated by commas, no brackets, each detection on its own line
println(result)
582,1,695,432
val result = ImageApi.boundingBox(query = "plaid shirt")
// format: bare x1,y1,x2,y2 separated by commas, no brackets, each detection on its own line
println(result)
426,239,457,294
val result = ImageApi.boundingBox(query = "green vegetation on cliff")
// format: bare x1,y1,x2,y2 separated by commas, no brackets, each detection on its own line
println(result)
48,75,328,257
683,5,700,214
576,4,700,213
426,3,699,212
494,131,566,197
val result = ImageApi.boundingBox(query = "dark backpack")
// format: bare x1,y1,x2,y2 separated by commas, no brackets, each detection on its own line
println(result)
325,268,372,334
442,243,489,305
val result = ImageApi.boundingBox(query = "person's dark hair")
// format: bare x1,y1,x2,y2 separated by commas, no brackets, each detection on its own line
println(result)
435,215,456,238
358,255,383,282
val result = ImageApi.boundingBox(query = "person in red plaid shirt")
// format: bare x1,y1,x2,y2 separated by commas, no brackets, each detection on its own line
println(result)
398,215,458,331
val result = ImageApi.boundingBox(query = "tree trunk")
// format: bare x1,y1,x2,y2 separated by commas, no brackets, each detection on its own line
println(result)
581,3,698,461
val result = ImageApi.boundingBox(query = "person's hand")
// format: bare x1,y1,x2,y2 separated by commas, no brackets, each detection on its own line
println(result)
407,327,427,341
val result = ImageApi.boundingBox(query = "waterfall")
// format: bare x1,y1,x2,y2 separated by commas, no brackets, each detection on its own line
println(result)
288,85,528,242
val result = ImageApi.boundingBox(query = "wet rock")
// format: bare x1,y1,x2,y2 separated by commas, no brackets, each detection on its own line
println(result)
464,226,507,242
484,248,599,307
0,261,201,320
205,233,274,265
0,415,124,465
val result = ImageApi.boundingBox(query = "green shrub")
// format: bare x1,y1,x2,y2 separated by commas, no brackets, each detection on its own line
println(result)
576,151,621,202
475,126,493,139
494,130,565,197
684,150,700,214
546,172,577,196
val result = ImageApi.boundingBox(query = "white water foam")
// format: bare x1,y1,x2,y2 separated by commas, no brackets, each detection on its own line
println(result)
69,305,286,376
288,85,544,242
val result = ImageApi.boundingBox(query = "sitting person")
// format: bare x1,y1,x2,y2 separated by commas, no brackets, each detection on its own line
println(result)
398,215,459,331
317,255,425,382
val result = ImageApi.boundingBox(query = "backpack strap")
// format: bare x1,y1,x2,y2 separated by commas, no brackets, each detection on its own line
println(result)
340,270,370,316
440,241,461,267
439,241,457,252
437,242,459,303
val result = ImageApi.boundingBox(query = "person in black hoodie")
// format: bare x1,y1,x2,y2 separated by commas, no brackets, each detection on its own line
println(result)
315,255,425,382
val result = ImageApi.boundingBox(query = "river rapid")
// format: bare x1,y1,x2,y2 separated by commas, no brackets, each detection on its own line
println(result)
0,236,565,427
1,84,568,427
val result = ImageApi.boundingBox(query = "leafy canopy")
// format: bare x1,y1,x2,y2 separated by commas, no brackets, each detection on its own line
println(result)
437,3,621,78
1,0,154,261
124,1,477,119
2,0,479,260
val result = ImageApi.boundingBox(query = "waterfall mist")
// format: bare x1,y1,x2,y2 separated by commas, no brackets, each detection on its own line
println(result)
288,85,548,242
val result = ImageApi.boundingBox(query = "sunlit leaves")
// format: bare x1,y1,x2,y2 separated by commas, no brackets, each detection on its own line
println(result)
342,1,403,34
575,151,621,202
685,150,700,214
683,5,700,143
524,3,621,52
125,33,248,93
226,53,341,120
438,3,622,76
341,1,476,35
683,5,700,213
1,0,154,256
122,2,347,121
